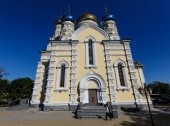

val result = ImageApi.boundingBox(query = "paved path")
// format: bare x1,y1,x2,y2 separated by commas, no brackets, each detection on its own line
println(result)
0,106,170,126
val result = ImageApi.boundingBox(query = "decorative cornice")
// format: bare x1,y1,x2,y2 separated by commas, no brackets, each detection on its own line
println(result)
72,23,109,40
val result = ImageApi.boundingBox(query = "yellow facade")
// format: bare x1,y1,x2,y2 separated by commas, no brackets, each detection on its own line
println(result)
31,13,149,111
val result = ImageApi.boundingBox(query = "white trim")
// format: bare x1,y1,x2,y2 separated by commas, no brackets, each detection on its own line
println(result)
114,59,130,91
77,20,98,27
55,60,69,91
116,101,152,105
79,71,107,104
138,68,145,84
30,101,40,104
72,23,109,40
85,36,97,68
56,59,69,68
43,102,79,106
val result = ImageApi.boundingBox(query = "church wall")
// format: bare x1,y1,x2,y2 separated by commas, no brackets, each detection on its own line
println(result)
75,28,105,42
76,42,110,101
110,54,136,102
50,53,71,103
75,29,111,101
135,68,148,103
135,68,143,88
87,80,98,89
34,62,47,103
31,13,150,111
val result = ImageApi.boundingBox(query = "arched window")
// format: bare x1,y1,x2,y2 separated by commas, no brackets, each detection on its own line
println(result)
60,64,66,87
114,60,129,91
85,36,97,68
118,63,125,86
88,40,93,65
55,60,69,91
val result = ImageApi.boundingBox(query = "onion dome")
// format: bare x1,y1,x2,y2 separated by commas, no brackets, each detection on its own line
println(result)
55,17,62,25
102,14,115,23
76,13,98,24
62,15,74,23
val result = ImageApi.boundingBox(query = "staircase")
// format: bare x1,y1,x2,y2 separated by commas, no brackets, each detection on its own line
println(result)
78,106,106,118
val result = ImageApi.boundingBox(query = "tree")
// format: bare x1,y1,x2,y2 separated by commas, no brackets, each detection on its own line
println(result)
9,77,34,100
147,81,170,95
0,79,10,101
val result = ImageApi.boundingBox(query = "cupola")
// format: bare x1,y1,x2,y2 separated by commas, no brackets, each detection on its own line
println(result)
102,14,115,23
76,13,98,24
62,15,74,23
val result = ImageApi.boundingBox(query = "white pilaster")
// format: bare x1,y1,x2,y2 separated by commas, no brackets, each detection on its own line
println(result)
103,40,116,102
70,40,78,103
31,62,43,104
123,41,141,102
44,51,56,104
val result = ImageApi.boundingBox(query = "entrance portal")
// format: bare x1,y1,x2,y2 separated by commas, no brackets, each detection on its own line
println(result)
88,89,97,106
79,71,107,104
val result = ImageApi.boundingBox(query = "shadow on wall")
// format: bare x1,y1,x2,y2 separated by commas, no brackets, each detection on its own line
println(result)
76,83,80,102
39,62,49,104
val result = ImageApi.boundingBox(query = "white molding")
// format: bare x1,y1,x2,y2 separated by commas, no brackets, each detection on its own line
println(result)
85,36,97,68
77,20,98,27
116,101,152,105
114,60,130,91
43,102,79,106
113,59,126,67
55,60,69,90
79,71,107,104
56,59,69,68
138,68,145,84
30,101,40,104
72,23,109,40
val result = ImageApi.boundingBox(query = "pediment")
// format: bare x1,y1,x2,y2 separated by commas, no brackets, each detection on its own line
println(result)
72,24,109,42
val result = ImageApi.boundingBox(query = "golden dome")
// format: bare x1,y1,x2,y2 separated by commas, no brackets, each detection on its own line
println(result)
76,13,97,24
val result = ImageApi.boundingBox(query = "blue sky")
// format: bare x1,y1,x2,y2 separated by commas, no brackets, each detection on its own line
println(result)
0,0,170,83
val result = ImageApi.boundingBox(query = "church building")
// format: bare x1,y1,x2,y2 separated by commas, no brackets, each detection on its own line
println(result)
31,12,149,111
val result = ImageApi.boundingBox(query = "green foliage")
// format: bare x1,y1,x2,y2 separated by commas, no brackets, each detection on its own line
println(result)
147,81,170,95
0,79,10,101
10,77,34,99
0,77,34,101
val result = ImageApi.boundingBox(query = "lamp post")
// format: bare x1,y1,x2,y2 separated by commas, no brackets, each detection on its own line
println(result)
144,84,155,126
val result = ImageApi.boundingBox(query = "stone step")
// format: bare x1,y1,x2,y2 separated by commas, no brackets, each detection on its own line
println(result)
82,115,105,118
82,113,106,116
82,106,105,109
80,106,106,118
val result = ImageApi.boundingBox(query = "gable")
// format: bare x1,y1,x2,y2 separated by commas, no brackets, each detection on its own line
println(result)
72,24,109,42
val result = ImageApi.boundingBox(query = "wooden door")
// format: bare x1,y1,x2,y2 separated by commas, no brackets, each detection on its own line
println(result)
88,89,97,106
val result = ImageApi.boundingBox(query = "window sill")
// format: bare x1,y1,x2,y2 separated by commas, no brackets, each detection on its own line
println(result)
116,87,130,92
54,88,68,93
85,65,97,69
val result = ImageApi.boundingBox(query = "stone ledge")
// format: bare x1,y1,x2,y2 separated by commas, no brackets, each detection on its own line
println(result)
43,105,69,111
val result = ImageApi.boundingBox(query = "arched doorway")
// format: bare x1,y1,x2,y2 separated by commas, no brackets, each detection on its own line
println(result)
79,71,107,105
87,79,98,106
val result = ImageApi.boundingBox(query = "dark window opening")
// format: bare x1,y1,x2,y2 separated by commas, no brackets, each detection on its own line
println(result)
118,63,125,86
60,64,66,87
88,40,94,65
